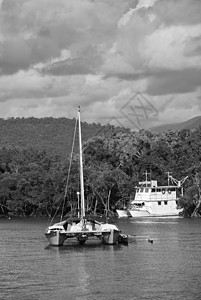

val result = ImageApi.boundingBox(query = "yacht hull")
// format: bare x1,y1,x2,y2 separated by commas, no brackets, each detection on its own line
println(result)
129,209,150,217
116,209,130,218
129,208,182,218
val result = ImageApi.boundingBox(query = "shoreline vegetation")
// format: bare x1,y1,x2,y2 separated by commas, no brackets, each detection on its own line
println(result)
1,117,201,218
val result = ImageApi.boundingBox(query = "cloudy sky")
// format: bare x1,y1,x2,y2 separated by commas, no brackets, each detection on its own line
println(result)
0,0,201,130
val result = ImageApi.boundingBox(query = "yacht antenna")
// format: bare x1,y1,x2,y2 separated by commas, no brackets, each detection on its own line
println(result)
143,170,151,187
166,172,172,186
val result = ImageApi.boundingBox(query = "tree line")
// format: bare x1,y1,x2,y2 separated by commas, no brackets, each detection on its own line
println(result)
1,126,201,218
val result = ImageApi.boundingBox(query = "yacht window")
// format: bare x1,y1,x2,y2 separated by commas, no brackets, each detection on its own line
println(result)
157,189,161,192
151,188,156,192
164,201,168,205
158,201,161,205
140,188,144,192
145,188,149,192
176,200,178,205
135,203,144,207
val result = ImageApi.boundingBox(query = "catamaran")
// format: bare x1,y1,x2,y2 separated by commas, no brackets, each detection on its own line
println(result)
45,106,128,246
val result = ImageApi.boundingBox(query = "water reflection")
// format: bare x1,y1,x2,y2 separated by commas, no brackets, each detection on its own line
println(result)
2,218,201,300
44,239,125,299
45,240,124,252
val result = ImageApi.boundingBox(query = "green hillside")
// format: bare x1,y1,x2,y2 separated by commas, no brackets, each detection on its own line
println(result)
150,116,201,133
0,117,130,157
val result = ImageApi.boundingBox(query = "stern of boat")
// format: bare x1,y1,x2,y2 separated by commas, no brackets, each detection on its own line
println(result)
45,229,67,246
100,224,120,245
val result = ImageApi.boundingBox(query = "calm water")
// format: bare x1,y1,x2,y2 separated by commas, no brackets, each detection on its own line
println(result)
1,217,201,300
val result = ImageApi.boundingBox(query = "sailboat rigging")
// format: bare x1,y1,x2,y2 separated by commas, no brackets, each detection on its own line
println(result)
45,106,128,246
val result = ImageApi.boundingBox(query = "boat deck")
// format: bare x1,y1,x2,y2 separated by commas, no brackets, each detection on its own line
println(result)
65,228,113,236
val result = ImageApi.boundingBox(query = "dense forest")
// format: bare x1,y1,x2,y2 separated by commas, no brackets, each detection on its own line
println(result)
0,117,129,157
0,117,201,218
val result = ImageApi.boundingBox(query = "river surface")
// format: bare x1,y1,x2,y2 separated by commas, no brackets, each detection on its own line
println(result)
1,217,201,300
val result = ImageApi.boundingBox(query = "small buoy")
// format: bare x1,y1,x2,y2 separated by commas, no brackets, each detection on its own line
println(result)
148,239,153,243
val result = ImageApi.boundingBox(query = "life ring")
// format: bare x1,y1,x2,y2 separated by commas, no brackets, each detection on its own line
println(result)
168,189,171,194
162,189,166,194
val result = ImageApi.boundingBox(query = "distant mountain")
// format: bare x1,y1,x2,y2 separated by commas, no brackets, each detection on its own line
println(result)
150,116,201,133
0,117,129,157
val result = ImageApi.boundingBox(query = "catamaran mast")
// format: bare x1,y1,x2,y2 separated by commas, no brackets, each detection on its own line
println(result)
78,106,85,219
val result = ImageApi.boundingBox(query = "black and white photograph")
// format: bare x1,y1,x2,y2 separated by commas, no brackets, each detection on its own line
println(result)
0,0,201,299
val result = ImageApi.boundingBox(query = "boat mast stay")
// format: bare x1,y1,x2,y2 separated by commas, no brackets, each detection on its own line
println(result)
78,106,85,219
59,117,78,222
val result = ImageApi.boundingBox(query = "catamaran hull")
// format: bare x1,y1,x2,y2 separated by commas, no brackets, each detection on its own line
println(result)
101,229,120,245
45,231,67,246
46,229,120,246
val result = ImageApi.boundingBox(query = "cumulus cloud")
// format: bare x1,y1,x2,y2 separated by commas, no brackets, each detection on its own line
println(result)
0,0,201,128
147,69,201,95
141,25,201,70
153,0,201,26
102,0,201,101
